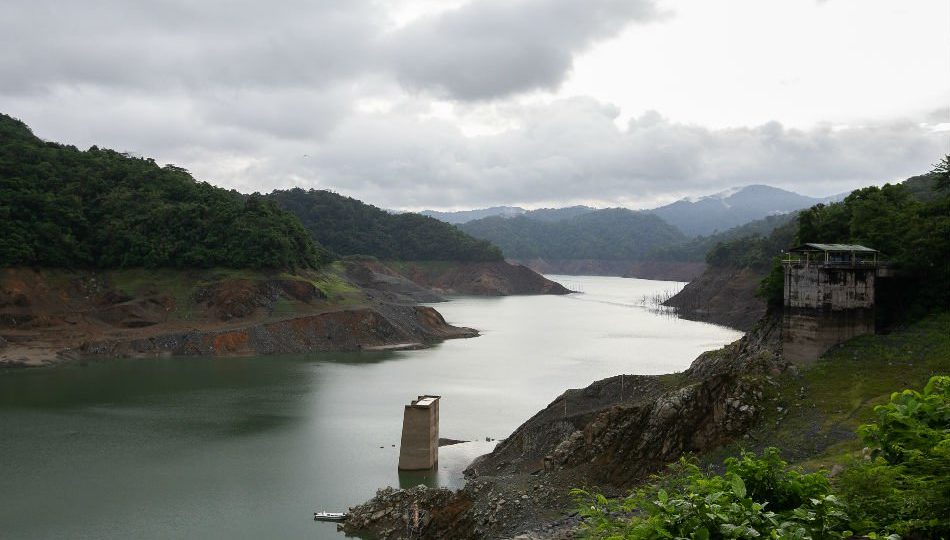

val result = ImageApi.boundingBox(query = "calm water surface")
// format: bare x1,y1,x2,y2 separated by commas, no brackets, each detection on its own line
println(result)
0,276,741,539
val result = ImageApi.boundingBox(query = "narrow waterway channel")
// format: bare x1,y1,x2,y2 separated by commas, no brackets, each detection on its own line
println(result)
0,275,742,539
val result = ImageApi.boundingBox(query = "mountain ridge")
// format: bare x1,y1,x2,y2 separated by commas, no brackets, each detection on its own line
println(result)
418,185,840,238
647,184,839,237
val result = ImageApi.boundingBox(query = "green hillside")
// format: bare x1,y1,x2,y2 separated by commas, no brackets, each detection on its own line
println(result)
0,114,326,269
268,188,504,262
459,208,686,260
648,212,798,264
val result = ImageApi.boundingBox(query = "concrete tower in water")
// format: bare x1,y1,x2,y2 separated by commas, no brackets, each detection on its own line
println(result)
398,395,440,470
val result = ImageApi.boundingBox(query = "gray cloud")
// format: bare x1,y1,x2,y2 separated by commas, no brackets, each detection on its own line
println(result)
198,98,947,209
1,0,944,212
0,0,380,95
1,0,658,101
383,0,660,99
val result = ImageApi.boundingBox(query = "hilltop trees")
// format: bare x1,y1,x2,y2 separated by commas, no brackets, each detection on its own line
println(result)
0,114,327,269
269,188,504,262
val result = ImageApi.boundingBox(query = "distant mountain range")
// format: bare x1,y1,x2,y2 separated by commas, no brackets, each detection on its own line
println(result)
423,185,842,238
420,206,526,224
646,185,841,237
421,205,596,224
459,208,685,261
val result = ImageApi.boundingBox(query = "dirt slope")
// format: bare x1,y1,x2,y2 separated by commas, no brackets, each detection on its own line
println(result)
0,267,474,367
384,260,570,296
663,265,766,331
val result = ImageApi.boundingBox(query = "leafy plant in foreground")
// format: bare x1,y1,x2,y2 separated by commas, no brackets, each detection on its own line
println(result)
839,376,950,537
574,449,857,539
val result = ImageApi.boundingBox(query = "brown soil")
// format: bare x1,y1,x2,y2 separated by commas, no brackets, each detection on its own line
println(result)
0,267,474,367
387,261,570,296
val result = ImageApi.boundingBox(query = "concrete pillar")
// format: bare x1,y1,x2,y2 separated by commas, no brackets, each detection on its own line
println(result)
398,395,440,470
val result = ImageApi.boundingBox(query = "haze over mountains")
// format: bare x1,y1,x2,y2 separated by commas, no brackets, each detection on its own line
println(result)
459,209,684,262
424,185,840,238
647,185,841,237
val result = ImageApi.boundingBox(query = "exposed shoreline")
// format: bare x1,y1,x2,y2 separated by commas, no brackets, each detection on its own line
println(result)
0,260,567,369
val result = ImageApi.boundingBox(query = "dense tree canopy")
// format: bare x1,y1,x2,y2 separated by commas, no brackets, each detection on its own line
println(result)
268,188,504,262
0,114,327,269
793,165,949,312
460,208,686,260
648,213,797,264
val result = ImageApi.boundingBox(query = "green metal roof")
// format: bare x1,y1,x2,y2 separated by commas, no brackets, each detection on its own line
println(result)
789,243,878,252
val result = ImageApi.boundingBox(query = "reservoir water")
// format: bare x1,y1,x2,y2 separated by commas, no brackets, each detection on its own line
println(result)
0,276,742,539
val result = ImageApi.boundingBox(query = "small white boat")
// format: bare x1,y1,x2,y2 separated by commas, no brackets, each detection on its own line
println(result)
313,511,348,522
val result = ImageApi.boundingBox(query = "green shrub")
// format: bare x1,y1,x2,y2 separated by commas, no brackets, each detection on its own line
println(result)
574,450,859,539
838,376,950,537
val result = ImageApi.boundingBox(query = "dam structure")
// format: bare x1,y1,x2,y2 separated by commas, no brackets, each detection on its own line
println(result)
398,395,440,470
782,244,882,363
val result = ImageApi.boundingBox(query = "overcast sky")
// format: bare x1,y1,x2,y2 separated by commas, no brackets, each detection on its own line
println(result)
2,0,948,210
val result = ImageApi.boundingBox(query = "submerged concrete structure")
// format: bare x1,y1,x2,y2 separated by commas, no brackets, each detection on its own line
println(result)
782,244,881,363
398,395,440,470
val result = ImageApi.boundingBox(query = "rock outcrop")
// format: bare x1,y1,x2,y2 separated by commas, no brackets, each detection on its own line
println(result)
341,485,475,539
342,258,446,303
81,305,476,358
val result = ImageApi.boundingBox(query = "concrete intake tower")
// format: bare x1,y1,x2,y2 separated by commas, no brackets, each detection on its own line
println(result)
782,243,885,363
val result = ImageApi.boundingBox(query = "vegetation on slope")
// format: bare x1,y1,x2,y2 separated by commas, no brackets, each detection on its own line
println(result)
758,158,950,313
647,213,797,264
577,363,950,538
459,208,685,260
0,114,325,269
269,188,504,262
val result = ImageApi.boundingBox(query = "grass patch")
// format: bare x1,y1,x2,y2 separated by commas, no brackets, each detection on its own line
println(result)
293,264,361,304
106,266,364,321
741,312,950,469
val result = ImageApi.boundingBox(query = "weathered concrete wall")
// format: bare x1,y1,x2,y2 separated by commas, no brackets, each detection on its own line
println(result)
784,265,875,310
398,396,440,470
782,264,877,363
782,307,875,364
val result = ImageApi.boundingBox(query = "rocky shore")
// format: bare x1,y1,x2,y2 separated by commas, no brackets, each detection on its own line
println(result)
341,315,786,539
0,260,566,367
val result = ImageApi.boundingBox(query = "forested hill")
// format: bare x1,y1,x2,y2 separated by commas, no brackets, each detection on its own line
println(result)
268,188,504,262
459,208,685,260
647,212,798,264
0,114,325,269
